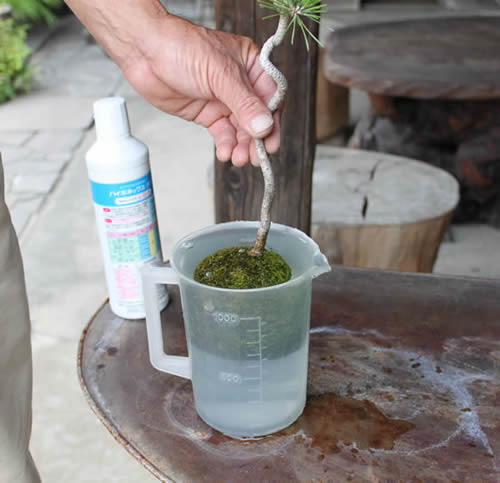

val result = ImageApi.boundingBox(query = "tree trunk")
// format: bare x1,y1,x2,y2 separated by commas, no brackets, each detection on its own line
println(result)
215,0,319,235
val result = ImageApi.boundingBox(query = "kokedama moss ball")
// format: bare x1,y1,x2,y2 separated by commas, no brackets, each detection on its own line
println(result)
194,246,291,289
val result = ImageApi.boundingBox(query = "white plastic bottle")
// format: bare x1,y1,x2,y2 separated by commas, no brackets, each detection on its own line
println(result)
86,97,168,319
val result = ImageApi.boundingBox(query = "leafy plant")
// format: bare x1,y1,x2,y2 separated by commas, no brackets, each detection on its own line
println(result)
0,18,32,104
7,0,63,24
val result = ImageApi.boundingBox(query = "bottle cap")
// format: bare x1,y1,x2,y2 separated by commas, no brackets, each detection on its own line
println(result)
93,97,131,140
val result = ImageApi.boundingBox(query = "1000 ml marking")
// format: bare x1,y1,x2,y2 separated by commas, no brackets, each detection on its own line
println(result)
212,312,240,327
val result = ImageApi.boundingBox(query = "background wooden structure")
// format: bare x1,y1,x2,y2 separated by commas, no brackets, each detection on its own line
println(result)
214,1,319,234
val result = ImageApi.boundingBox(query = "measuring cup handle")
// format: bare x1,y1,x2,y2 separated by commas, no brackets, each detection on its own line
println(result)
141,264,191,380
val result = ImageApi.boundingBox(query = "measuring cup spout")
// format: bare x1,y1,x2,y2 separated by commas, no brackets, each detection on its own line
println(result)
310,252,331,279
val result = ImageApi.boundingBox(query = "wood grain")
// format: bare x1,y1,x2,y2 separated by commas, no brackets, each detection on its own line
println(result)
325,16,500,100
311,147,459,272
215,1,319,234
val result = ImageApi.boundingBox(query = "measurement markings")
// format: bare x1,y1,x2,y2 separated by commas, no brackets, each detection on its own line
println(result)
243,317,265,404
257,317,264,402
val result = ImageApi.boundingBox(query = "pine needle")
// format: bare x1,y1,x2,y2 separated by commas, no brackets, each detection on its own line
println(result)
259,0,327,49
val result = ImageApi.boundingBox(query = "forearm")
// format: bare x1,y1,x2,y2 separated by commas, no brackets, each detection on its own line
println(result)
64,0,171,70
64,0,278,163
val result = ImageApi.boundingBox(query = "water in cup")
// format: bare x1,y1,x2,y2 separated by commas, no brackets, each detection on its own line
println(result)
142,222,330,438
190,311,309,438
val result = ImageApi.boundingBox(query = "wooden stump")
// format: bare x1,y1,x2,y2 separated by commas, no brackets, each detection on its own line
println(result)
311,147,459,272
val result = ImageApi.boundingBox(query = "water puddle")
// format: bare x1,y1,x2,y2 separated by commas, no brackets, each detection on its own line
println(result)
209,393,415,455
279,393,415,454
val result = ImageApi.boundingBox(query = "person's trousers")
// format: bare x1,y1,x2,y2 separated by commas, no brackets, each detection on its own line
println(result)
0,155,41,482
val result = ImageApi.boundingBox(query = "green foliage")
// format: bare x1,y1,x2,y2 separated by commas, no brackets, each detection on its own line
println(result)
7,0,63,24
0,18,32,104
194,246,292,289
259,0,327,49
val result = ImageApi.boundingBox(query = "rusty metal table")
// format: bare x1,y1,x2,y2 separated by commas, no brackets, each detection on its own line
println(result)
78,267,500,481
325,16,500,226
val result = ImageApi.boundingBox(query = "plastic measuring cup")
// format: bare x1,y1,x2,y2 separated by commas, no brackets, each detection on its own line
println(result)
141,221,330,438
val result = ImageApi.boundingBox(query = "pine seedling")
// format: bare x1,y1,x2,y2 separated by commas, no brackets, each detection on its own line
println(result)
250,0,326,257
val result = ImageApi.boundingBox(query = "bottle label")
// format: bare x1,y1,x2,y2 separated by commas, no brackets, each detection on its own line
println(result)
90,173,166,314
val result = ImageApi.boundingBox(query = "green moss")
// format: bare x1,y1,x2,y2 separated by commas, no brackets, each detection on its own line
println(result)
194,246,291,289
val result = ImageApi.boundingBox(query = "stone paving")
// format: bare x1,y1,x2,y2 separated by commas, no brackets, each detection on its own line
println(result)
0,15,121,237
0,10,213,482
0,5,500,482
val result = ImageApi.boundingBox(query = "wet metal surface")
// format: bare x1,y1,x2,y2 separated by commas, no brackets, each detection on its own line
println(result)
79,267,500,481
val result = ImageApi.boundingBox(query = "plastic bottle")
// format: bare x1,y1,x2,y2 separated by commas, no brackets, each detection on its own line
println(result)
86,97,168,319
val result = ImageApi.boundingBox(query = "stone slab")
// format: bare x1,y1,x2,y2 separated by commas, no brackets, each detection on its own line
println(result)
5,159,67,178
0,130,34,147
435,224,500,279
27,129,85,156
9,195,45,236
0,145,38,164
20,132,106,341
34,45,122,98
11,170,61,195
439,0,500,8
30,334,156,482
0,93,95,130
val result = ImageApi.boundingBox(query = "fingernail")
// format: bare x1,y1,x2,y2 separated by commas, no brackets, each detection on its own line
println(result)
250,114,273,137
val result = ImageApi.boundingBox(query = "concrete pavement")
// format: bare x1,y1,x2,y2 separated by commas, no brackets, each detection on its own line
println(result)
0,7,499,482
1,14,213,483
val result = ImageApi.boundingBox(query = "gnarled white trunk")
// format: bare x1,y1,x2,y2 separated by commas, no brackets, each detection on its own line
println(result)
250,14,289,257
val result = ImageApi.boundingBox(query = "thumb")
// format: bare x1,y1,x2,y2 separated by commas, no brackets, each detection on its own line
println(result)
216,70,274,139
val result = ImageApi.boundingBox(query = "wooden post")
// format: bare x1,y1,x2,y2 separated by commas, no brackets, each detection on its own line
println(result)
215,0,319,235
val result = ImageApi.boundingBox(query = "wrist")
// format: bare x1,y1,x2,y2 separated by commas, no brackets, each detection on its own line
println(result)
140,12,202,60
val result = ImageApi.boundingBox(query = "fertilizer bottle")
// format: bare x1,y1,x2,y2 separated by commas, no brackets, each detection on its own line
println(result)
86,97,168,319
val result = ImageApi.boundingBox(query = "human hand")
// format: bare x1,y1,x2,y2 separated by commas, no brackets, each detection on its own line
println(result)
127,16,281,167
65,1,280,167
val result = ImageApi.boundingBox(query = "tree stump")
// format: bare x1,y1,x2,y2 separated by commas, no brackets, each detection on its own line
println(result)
311,147,459,272
324,16,500,227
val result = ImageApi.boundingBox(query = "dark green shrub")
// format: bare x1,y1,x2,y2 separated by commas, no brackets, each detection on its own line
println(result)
0,18,32,103
7,0,63,24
